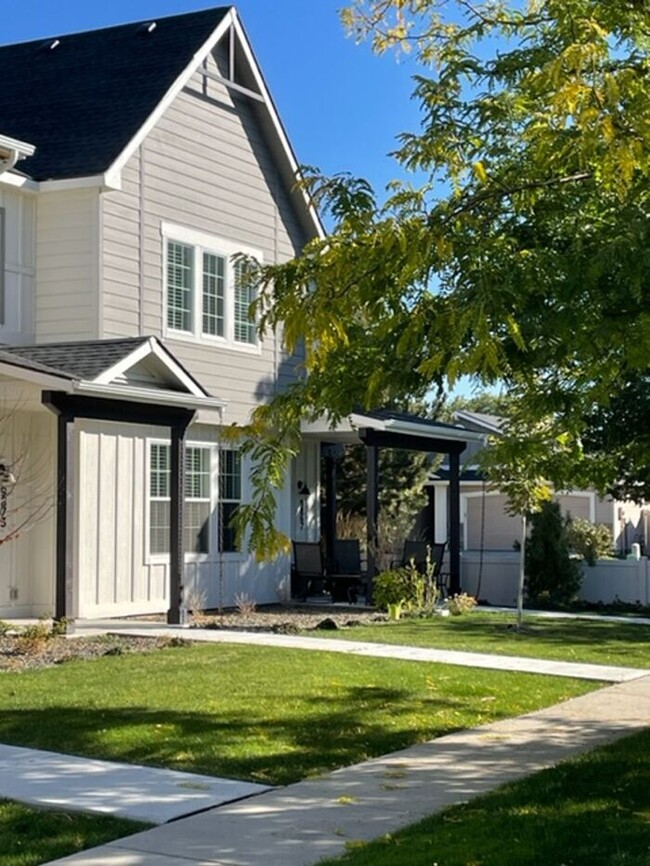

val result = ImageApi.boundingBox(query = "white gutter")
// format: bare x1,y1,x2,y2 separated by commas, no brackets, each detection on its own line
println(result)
375,417,485,443
39,174,122,193
0,134,36,178
0,360,74,390
74,381,227,412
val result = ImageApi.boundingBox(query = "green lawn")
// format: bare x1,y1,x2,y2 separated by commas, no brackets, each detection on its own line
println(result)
317,727,650,866
314,612,650,669
0,800,148,866
0,643,596,786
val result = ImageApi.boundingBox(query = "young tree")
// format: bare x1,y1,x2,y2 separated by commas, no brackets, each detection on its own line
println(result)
234,0,650,556
526,501,583,606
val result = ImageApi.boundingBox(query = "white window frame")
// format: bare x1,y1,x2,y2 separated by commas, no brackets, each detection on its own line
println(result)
162,222,262,353
146,439,245,563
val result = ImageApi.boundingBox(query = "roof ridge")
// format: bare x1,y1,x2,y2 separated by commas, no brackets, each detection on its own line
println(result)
0,6,231,49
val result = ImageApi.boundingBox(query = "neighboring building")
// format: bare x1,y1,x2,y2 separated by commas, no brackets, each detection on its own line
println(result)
0,7,325,620
430,410,648,555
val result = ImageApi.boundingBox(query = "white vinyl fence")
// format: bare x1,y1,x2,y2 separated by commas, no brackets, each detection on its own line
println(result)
460,552,649,607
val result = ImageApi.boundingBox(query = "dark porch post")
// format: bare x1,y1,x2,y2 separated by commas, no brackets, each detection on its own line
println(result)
55,412,74,622
449,449,461,595
168,422,188,625
365,442,379,603
322,444,338,569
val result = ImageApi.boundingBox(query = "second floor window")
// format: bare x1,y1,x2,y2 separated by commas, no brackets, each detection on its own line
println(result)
163,226,260,348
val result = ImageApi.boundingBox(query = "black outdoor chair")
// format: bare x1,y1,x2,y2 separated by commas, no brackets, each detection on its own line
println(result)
331,539,366,604
292,541,327,600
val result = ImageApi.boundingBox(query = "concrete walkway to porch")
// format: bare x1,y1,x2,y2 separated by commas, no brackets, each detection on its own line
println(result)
74,618,649,683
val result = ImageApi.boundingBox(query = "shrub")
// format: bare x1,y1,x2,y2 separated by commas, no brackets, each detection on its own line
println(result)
568,519,613,565
446,593,477,616
373,563,439,618
525,501,582,605
373,569,413,609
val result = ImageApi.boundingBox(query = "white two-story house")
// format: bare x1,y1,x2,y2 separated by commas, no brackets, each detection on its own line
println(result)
0,6,325,621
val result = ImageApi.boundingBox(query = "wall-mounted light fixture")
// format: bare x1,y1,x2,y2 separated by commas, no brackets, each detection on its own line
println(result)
297,480,311,529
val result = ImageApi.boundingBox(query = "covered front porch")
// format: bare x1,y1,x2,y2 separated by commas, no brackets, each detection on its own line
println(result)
296,409,484,600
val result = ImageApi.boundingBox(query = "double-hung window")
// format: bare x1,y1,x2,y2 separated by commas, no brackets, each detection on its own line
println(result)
163,223,260,348
148,442,242,557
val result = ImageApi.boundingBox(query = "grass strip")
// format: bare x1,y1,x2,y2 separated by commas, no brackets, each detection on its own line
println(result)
313,612,650,669
317,727,650,866
0,799,148,866
0,643,596,786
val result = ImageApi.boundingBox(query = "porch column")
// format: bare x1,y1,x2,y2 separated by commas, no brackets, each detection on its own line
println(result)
434,484,448,544
55,412,74,622
322,444,339,569
365,442,379,603
449,450,461,595
168,422,189,626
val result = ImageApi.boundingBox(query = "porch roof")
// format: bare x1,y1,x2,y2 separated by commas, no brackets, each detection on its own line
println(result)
0,336,226,412
302,408,485,453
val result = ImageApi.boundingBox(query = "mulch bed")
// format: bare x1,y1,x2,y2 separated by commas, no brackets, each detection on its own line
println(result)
0,605,387,672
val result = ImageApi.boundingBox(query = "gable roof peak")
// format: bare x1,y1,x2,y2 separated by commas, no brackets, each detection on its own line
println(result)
0,7,232,182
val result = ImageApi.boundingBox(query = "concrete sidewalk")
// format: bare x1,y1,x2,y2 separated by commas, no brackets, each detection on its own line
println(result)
0,744,270,824
44,673,650,866
75,619,648,683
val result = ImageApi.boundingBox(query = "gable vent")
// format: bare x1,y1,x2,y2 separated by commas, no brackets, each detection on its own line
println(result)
139,22,157,34
40,39,60,51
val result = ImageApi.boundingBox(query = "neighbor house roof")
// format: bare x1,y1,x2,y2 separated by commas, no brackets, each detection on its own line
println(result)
0,8,229,181
454,410,504,434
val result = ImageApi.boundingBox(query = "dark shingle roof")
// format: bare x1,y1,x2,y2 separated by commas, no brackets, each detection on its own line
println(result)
358,408,466,433
1,337,149,380
0,7,229,181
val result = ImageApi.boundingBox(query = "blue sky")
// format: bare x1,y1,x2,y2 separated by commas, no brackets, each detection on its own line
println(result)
3,0,422,198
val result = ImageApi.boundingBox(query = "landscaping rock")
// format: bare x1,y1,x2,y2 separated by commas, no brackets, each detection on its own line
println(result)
315,618,339,630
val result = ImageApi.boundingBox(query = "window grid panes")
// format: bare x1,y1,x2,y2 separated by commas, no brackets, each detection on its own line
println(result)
184,448,211,554
167,242,193,332
233,260,257,345
202,252,225,337
149,445,211,555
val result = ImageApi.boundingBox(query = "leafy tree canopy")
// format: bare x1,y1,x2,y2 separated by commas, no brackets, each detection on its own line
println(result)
234,0,650,557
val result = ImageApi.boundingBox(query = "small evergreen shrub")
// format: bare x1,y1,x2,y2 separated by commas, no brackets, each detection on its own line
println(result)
525,501,582,605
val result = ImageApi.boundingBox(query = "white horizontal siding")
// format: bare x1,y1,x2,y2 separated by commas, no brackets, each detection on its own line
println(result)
100,49,309,423
0,187,35,343
35,189,99,342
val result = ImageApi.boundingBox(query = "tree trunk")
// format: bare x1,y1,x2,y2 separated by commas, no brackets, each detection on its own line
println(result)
517,513,526,630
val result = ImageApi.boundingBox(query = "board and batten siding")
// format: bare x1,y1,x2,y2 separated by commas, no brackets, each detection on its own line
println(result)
0,397,55,618
35,188,100,342
100,52,310,424
0,185,36,345
75,419,293,618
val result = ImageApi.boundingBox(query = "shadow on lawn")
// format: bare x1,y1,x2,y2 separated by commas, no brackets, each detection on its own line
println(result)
402,615,650,654
0,684,479,786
